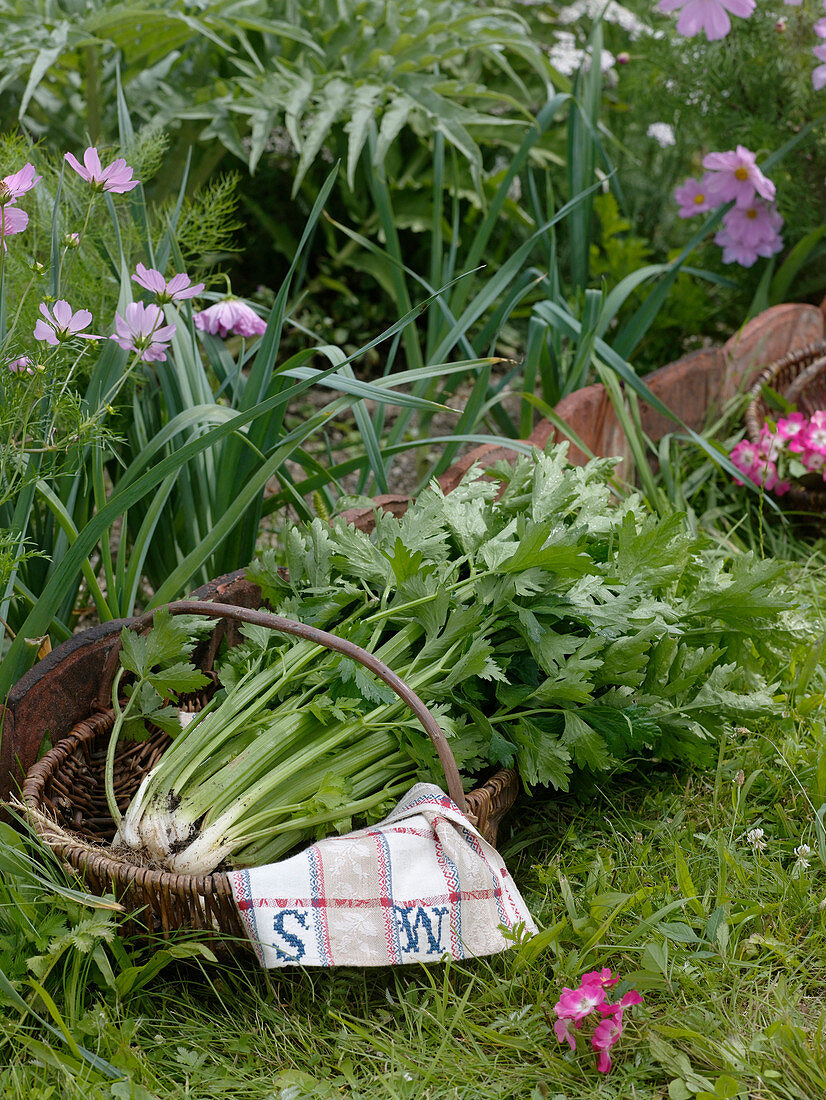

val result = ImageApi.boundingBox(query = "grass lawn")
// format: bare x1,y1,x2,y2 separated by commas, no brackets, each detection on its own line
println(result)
4,716,826,1100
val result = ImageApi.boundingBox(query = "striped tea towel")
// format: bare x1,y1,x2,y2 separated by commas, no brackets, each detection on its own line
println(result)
229,783,536,968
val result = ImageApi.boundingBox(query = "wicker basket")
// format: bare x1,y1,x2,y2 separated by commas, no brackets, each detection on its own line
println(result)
22,599,519,950
745,339,826,512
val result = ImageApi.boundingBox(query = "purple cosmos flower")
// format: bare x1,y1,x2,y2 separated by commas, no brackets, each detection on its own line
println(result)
193,297,267,338
0,163,41,205
132,263,205,305
1,205,29,246
111,302,176,362
658,0,754,40
815,16,826,35
702,145,776,208
64,147,139,194
34,300,99,345
674,175,716,217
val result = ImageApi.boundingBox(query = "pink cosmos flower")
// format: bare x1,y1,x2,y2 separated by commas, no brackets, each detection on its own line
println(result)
110,302,176,363
715,203,783,267
722,202,783,250
813,64,826,90
658,0,755,40
714,227,761,268
674,175,716,217
132,263,205,304
193,297,267,338
64,147,139,194
815,16,826,35
6,356,34,374
34,300,98,345
1,205,29,245
0,163,41,204
703,146,776,208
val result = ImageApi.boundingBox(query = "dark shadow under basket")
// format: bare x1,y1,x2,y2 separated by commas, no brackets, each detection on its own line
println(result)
22,601,519,953
745,339,826,512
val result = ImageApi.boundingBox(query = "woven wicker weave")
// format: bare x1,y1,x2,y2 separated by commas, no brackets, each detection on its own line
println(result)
22,600,519,950
745,340,826,512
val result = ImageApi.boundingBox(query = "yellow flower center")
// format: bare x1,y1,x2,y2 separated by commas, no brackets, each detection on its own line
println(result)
746,208,758,219
694,193,705,204
734,167,749,181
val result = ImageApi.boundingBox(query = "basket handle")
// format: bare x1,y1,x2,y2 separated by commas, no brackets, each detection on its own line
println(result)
102,598,468,816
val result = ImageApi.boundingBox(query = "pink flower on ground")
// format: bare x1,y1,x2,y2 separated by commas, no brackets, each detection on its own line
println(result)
592,1012,626,1074
600,990,644,1015
0,163,41,204
674,175,716,217
193,297,267,338
110,302,176,362
6,356,34,374
64,147,139,194
132,263,205,305
815,17,826,35
553,977,607,1022
658,0,755,40
813,64,826,90
581,968,620,990
1,205,29,245
34,300,98,345
702,146,776,208
553,1016,579,1051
